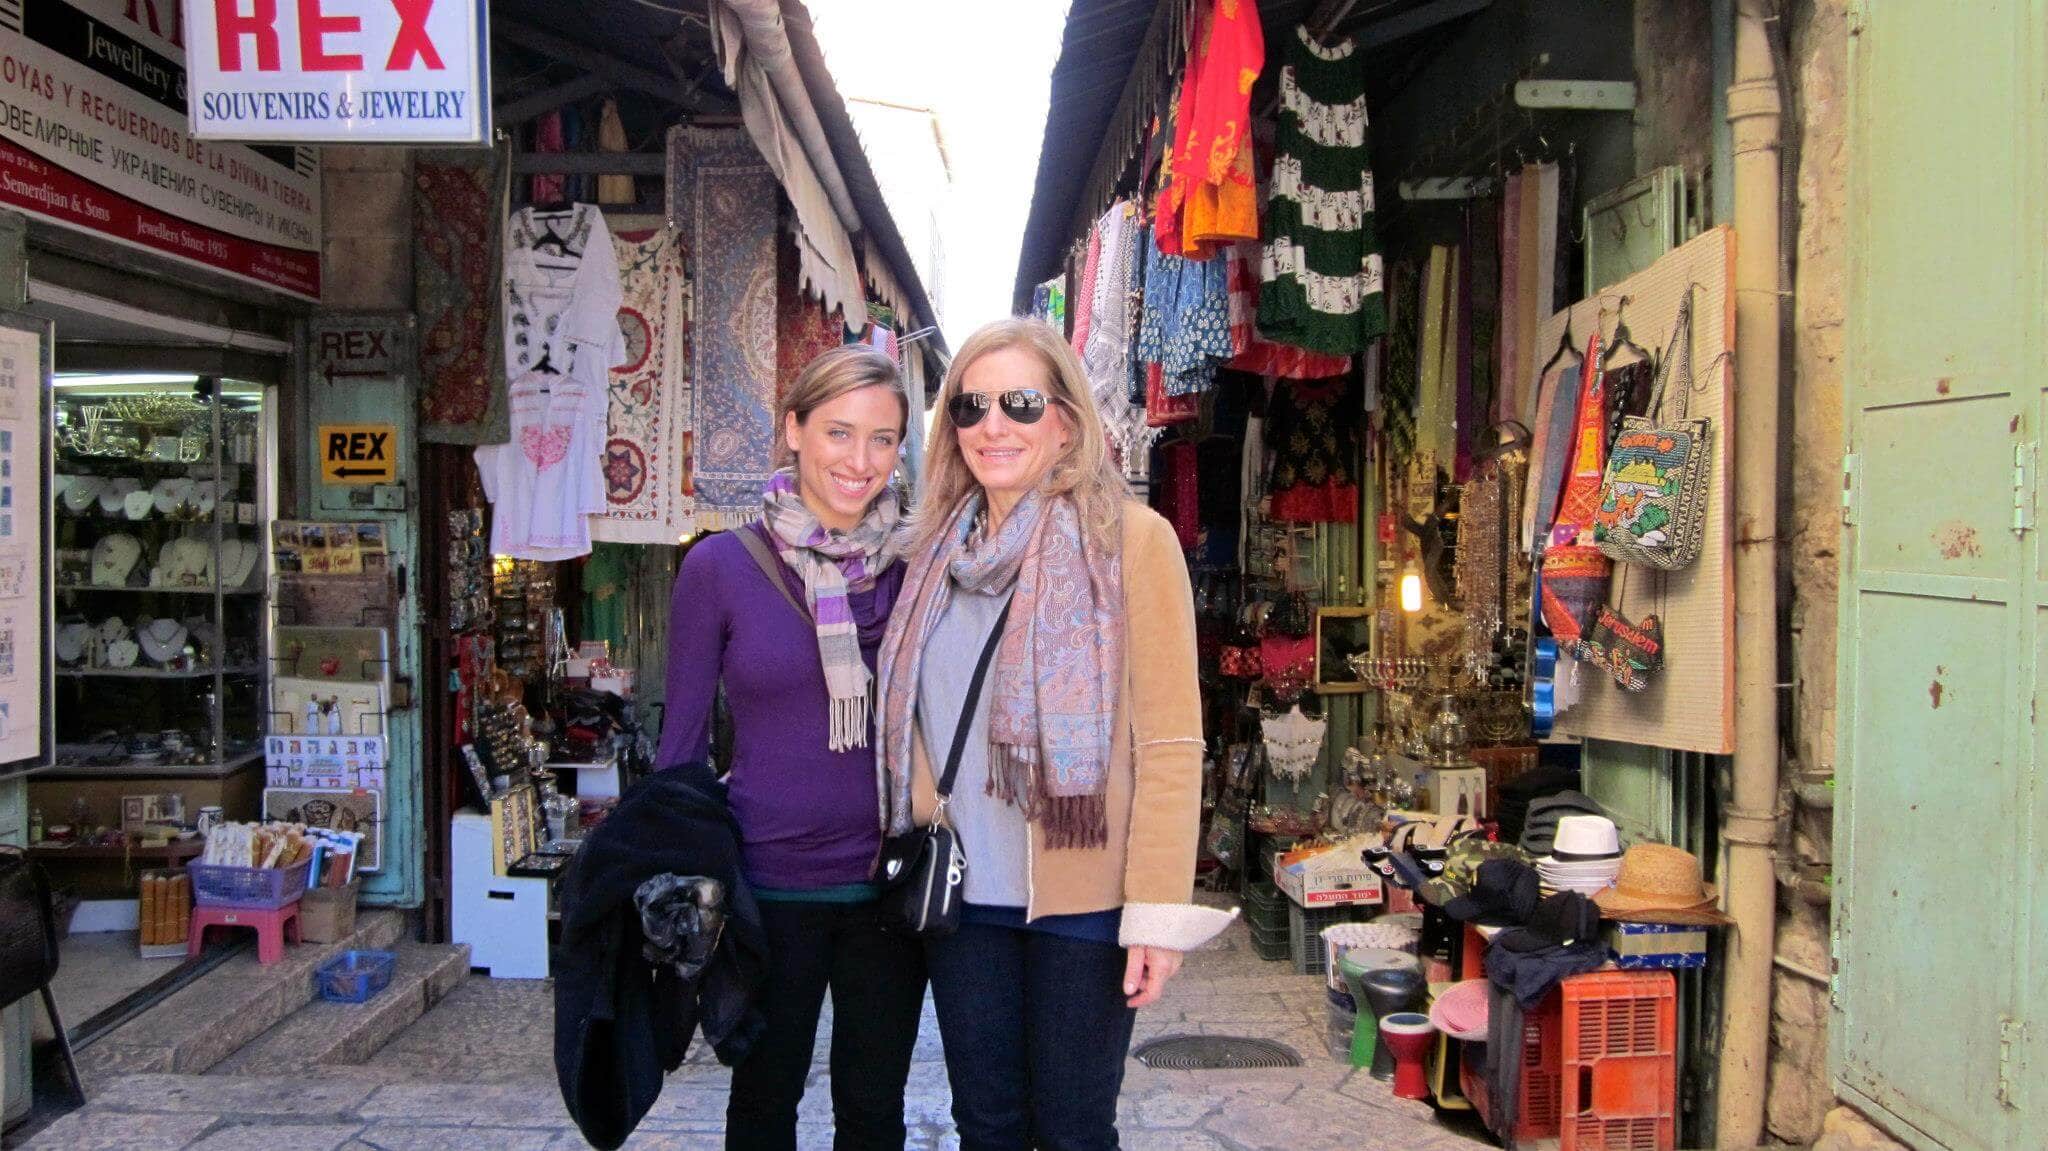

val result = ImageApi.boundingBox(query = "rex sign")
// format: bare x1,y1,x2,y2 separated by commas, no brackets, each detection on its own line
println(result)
184,0,489,144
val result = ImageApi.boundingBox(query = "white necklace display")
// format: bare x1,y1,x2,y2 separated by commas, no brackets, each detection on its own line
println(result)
139,618,189,664
97,616,129,644
55,622,90,664
103,638,140,668
91,534,143,586
97,478,140,515
1262,705,1328,782
219,539,259,588
151,478,194,516
191,480,219,519
123,489,155,520
155,538,212,587
62,476,104,513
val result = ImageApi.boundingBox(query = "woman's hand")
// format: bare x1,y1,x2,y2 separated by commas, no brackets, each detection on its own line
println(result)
1122,945,1184,1008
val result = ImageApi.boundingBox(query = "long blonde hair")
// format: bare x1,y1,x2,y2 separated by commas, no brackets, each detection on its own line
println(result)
911,317,1125,555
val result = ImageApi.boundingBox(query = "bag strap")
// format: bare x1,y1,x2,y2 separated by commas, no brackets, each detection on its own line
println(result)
734,523,811,622
936,599,1015,803
1644,290,1697,422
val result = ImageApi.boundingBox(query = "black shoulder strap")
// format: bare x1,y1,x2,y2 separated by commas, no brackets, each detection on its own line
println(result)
937,599,1014,801
733,525,810,622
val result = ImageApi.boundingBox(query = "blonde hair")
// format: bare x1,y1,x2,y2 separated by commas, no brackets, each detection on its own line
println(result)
911,317,1125,554
774,343,910,466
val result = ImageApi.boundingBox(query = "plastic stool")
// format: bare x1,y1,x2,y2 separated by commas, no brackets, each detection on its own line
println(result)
189,901,302,964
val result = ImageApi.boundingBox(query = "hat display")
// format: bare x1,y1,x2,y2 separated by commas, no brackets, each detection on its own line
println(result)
1496,890,1603,953
1519,790,1606,856
1428,979,1490,1041
1537,814,1624,895
1444,858,1541,925
1594,843,1732,925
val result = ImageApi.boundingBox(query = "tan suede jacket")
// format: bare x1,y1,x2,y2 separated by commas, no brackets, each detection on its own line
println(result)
907,502,1240,951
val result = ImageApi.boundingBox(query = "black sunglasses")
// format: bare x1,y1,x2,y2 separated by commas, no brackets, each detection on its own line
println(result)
946,389,1053,428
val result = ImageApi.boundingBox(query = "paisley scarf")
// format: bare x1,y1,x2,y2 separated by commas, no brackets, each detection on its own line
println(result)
879,490,1124,848
760,469,903,750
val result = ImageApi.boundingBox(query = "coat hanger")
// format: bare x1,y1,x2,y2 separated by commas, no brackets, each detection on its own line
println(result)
1539,309,1579,379
1601,295,1650,367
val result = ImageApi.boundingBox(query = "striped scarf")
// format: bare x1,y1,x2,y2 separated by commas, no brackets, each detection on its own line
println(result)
760,470,903,751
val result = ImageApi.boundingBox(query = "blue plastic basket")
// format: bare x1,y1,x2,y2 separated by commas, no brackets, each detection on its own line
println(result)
315,949,396,1004
189,863,309,909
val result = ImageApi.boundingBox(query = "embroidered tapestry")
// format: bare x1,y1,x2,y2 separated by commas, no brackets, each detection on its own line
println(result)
415,151,508,444
669,127,778,529
593,227,694,544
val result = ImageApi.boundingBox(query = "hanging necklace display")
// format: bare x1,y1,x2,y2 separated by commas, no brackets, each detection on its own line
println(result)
91,534,143,586
219,538,259,588
56,621,91,665
138,617,191,665
97,477,140,515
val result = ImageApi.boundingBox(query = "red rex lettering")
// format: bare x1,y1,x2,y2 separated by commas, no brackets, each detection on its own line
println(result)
209,0,449,73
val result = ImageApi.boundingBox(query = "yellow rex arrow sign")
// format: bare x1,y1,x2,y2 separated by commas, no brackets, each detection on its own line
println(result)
320,424,397,485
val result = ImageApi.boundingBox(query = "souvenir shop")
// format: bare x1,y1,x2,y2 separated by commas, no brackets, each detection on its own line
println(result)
1018,1,1761,1147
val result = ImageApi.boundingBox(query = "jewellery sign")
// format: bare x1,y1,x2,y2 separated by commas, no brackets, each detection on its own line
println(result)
184,0,489,144
0,0,323,298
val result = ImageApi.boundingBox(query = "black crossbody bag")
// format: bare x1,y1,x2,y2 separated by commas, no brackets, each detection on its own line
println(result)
876,599,1012,938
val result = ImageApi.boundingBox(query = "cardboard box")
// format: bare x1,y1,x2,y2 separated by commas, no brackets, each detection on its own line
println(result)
1273,839,1384,907
300,880,361,944
1605,922,1709,969
1421,767,1488,819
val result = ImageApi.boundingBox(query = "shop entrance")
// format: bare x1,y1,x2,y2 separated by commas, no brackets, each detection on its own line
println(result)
1835,3,2043,1148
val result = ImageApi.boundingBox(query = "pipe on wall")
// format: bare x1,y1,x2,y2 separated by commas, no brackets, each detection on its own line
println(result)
1716,0,1786,1145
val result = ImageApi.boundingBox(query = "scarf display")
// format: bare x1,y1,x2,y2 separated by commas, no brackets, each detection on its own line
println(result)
759,470,903,751
880,491,1125,848
414,150,509,445
593,226,693,544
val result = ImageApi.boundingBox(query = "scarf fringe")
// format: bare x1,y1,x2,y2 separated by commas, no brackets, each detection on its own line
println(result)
989,744,1109,849
828,694,871,752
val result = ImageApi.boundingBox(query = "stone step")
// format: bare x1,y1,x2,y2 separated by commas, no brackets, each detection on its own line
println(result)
210,941,471,1075
75,908,406,1084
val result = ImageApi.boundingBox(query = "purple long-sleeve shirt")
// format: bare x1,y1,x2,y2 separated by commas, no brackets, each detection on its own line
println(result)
655,523,904,890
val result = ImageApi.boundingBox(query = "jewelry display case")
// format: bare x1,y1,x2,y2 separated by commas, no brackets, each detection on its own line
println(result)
43,376,270,790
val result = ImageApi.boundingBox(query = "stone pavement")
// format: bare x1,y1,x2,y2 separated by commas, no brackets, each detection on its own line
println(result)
13,912,1494,1151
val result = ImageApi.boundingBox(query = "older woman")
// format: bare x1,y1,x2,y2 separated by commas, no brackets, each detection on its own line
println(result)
877,319,1236,1151
657,344,925,1151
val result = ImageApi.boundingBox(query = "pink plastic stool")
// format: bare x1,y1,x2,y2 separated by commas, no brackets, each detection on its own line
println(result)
189,901,302,964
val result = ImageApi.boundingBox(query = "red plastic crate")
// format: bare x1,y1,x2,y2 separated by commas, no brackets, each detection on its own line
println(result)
1560,970,1678,1151
1460,986,1563,1142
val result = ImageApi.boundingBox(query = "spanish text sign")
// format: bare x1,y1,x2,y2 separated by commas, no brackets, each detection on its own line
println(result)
184,0,490,144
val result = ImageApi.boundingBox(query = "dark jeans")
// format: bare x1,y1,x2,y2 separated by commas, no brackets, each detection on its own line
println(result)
726,899,928,1151
925,922,1138,1151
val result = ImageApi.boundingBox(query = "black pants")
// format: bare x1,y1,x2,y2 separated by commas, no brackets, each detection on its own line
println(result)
925,922,1138,1151
725,899,928,1151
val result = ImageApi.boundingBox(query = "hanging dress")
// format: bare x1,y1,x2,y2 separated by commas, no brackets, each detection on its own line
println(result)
1258,25,1386,355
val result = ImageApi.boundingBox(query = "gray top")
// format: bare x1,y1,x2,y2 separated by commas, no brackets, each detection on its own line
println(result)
917,581,1028,908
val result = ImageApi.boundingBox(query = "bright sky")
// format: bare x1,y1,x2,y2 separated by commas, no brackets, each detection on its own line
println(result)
805,0,1071,346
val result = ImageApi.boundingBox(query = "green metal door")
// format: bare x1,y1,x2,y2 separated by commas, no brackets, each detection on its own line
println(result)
1835,3,2041,1148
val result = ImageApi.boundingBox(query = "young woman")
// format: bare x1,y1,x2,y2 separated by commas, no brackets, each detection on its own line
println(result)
656,344,925,1151
877,319,1236,1151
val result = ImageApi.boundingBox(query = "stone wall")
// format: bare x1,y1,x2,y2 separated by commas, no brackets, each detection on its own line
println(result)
1770,0,1850,1143
320,146,415,311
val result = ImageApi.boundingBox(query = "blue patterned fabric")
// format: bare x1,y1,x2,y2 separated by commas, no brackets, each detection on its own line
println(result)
1164,255,1231,395
668,127,778,528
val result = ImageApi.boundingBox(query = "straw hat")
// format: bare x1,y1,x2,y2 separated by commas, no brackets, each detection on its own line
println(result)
1593,843,1732,925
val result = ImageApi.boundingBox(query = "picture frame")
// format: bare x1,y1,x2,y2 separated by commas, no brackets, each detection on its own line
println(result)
1313,606,1375,695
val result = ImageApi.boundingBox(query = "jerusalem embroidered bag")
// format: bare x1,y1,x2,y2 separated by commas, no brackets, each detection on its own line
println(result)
1594,291,1711,571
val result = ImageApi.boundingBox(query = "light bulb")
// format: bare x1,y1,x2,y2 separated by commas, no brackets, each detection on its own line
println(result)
1399,569,1424,613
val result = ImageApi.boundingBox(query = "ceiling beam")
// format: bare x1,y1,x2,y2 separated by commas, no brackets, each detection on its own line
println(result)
1354,0,1493,51
493,20,690,106
494,73,610,126
510,152,667,176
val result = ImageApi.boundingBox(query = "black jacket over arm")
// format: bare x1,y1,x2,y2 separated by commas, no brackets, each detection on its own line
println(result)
553,764,767,1150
